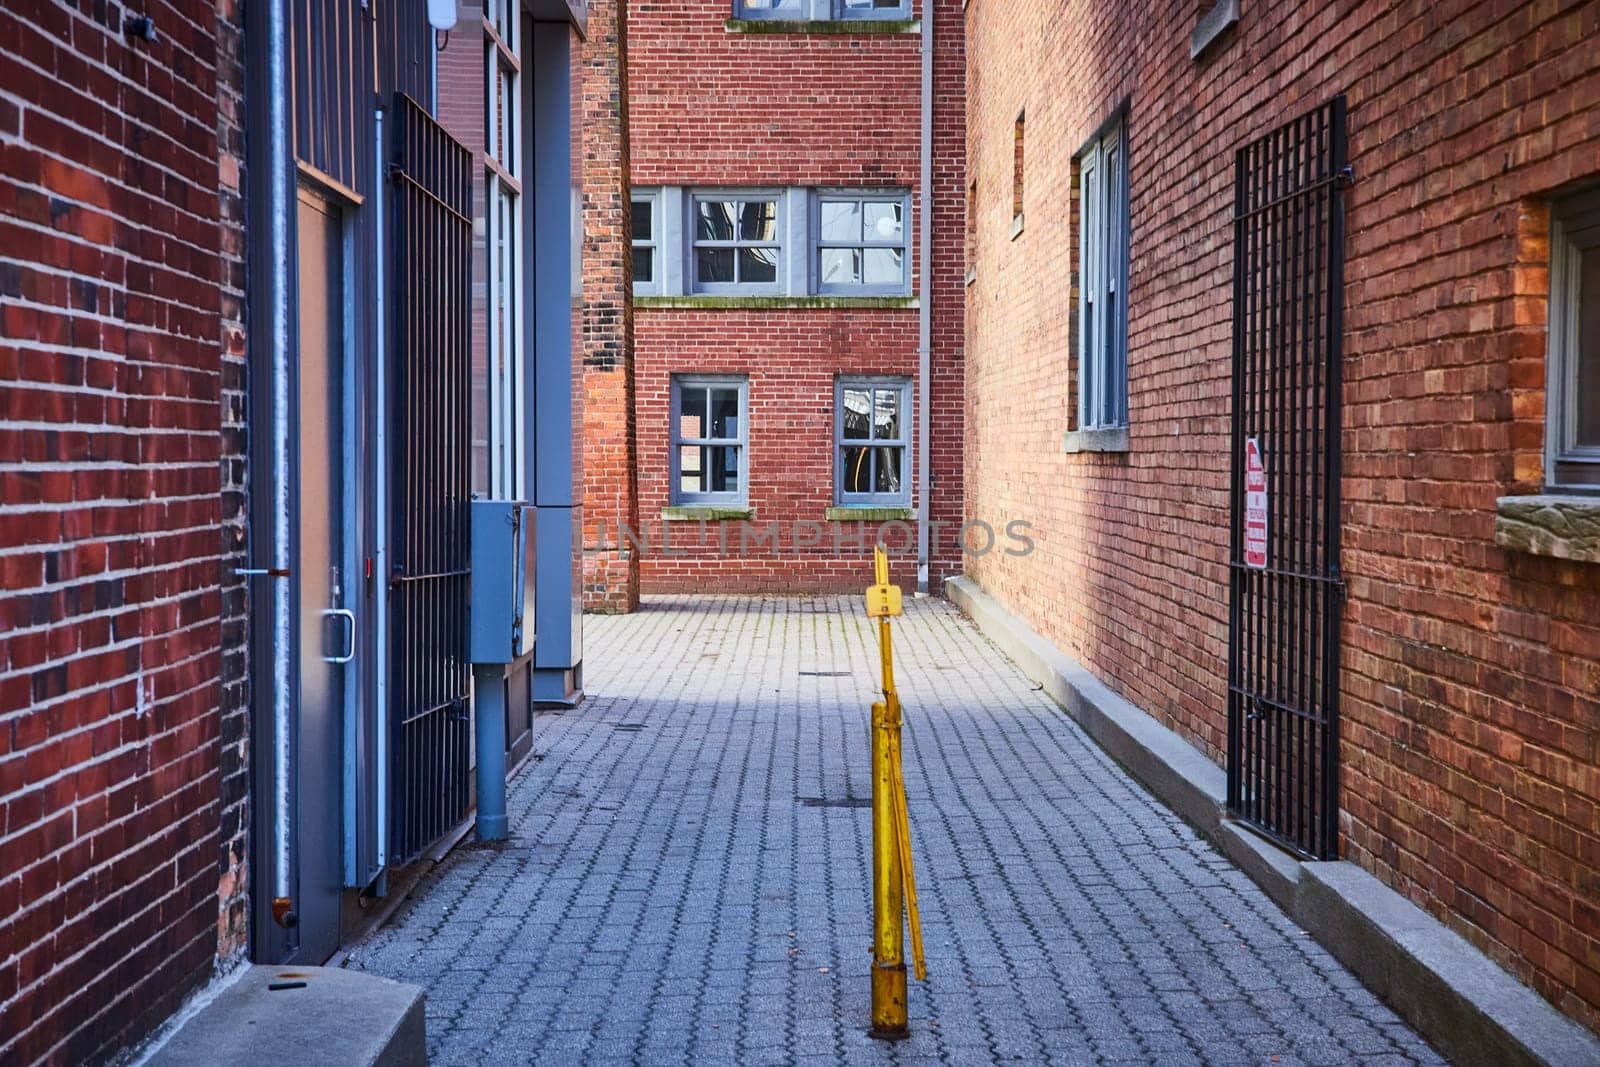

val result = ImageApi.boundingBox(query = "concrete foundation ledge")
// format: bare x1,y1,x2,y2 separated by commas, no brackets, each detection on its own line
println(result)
139,964,426,1067
945,574,1600,1067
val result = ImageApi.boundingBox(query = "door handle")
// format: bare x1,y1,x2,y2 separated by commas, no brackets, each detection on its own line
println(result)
323,608,356,664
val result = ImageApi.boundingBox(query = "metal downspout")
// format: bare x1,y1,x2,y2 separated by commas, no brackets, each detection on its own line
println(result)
266,0,296,925
915,0,935,595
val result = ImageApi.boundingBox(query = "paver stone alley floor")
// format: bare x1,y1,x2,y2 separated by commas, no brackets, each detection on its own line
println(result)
347,595,1444,1066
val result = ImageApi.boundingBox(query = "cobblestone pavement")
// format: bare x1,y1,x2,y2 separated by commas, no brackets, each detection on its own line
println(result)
347,595,1443,1066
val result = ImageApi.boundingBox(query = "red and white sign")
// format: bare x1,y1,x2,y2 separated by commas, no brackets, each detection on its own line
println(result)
1244,438,1268,570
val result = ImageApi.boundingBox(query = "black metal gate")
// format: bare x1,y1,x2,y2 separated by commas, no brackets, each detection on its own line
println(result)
388,95,473,862
1227,98,1348,860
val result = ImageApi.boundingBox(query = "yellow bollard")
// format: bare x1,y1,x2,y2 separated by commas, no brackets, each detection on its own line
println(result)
866,546,925,1041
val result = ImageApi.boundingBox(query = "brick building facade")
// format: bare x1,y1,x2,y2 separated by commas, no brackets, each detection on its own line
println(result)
964,0,1600,1033
582,0,968,601
0,3,248,1060
2,0,592,1060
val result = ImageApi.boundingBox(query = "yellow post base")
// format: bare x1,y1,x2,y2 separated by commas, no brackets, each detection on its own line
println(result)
869,960,909,1041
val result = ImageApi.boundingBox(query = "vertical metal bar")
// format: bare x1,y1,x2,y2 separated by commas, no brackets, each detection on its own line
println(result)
1227,140,1247,815
1322,97,1347,859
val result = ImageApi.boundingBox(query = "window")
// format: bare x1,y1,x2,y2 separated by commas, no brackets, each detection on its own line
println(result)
672,377,748,504
485,0,523,495
816,192,909,294
632,191,659,295
733,0,911,19
836,378,911,506
965,178,977,285
692,194,782,294
1012,111,1026,231
1077,119,1129,431
1549,189,1600,489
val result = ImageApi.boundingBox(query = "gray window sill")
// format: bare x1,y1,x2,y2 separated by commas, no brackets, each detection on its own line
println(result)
825,506,914,522
1010,213,1025,240
661,505,752,522
1063,427,1130,454
1494,494,1600,564
964,266,977,288
725,18,919,34
636,295,918,310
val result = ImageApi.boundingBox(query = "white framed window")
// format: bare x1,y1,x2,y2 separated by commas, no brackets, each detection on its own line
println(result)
632,190,660,296
836,378,911,506
733,0,911,19
692,194,783,294
815,192,910,295
485,1,524,496
671,376,749,505
1549,190,1600,490
1077,118,1129,432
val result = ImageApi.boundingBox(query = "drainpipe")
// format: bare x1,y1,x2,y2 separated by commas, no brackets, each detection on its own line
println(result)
265,0,296,928
915,0,935,595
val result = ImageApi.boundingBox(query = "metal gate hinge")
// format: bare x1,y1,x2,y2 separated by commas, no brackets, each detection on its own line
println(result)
1335,165,1355,189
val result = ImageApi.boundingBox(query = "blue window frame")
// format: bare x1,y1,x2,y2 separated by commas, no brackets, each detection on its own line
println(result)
1077,119,1129,431
815,191,910,295
733,0,912,20
835,377,911,506
691,193,784,295
671,376,749,505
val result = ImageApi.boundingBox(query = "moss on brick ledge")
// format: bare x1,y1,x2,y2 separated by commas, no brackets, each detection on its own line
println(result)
635,295,919,311
1494,495,1600,563
824,507,914,522
724,18,920,34
660,505,753,522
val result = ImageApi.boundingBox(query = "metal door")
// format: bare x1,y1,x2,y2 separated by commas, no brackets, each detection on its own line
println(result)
294,188,351,960
388,96,474,862
1227,98,1348,860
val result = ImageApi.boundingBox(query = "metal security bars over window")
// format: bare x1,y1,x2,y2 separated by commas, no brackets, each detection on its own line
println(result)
1226,97,1350,861
388,95,475,863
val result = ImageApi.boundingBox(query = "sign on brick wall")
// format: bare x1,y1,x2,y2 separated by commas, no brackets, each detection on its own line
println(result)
1244,438,1267,570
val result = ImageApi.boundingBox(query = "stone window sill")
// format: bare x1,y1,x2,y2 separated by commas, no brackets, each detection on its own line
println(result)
725,18,920,35
1010,213,1025,241
661,505,753,522
1063,427,1130,454
1494,495,1600,563
825,506,914,522
964,266,977,288
635,295,918,311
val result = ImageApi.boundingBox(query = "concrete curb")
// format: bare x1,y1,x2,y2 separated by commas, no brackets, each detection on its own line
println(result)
946,574,1600,1067
142,965,426,1067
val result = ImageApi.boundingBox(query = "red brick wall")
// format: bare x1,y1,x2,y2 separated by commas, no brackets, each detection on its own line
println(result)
0,3,236,1061
623,0,967,595
965,0,1600,1031
581,0,641,612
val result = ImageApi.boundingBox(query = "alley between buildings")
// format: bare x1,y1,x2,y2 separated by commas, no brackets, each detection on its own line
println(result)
346,596,1442,1066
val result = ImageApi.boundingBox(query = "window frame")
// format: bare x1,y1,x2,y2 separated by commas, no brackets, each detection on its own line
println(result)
1075,117,1130,433
670,375,750,506
1548,189,1600,490
834,376,913,507
484,4,525,497
813,190,912,297
632,188,661,297
689,191,786,296
731,0,912,20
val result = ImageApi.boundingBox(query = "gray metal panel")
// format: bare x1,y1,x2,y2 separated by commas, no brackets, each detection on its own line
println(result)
532,505,580,670
469,501,536,664
529,21,580,508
